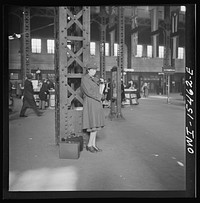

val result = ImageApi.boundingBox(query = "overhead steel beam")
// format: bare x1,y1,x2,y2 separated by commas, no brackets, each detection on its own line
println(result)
30,7,55,18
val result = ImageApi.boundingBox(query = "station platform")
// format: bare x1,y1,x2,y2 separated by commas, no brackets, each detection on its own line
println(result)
7,93,186,195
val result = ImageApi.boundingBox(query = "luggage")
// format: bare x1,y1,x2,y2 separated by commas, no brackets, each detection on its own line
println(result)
59,135,84,159
59,142,80,159
59,109,84,159
61,135,83,151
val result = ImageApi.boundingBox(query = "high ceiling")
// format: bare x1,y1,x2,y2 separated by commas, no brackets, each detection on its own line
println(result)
7,6,185,45
7,6,155,36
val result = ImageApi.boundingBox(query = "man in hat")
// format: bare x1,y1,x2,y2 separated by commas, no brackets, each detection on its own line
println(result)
19,73,43,117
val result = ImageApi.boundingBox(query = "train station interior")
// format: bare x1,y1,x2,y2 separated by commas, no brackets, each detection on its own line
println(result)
4,5,196,198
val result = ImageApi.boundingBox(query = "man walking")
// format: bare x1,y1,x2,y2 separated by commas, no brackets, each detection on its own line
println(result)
19,73,43,117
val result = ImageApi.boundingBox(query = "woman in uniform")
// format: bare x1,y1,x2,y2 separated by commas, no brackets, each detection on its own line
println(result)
80,62,105,153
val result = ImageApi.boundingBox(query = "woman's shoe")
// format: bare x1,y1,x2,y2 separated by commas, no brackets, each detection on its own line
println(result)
93,146,102,152
86,146,96,153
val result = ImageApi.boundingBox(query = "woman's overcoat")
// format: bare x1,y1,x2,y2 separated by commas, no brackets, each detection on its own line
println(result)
81,74,105,131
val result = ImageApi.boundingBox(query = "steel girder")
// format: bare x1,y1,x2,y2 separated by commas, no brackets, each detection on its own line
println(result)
99,6,107,80
150,7,159,58
21,7,31,85
116,6,124,119
54,7,90,144
163,6,172,68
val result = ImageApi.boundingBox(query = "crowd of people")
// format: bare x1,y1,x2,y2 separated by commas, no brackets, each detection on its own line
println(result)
101,78,149,107
9,63,187,158
8,73,55,117
9,70,151,117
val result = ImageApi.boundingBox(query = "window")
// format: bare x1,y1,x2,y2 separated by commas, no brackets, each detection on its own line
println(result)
147,45,152,58
136,45,142,57
159,46,164,58
180,6,186,12
47,39,54,54
172,13,178,33
67,44,71,50
31,38,41,53
114,43,118,56
178,47,184,59
90,42,96,55
105,43,109,56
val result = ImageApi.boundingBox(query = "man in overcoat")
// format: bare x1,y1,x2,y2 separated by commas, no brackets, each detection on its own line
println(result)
19,73,43,117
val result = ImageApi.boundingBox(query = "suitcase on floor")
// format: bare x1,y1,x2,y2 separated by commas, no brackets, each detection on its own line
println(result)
59,141,80,159
61,135,83,151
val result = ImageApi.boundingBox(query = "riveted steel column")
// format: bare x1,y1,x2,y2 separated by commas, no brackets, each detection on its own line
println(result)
109,30,115,56
163,6,171,68
163,6,172,103
108,6,117,57
131,6,138,64
150,7,159,58
57,7,68,141
99,6,107,79
171,10,179,68
54,7,90,144
82,7,90,71
54,7,60,145
116,6,124,119
21,7,31,85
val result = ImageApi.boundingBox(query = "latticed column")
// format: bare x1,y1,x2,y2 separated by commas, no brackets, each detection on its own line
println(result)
171,10,179,68
21,7,31,85
131,6,138,65
99,6,107,80
108,6,117,57
163,6,172,68
150,7,159,58
116,6,124,119
54,6,90,144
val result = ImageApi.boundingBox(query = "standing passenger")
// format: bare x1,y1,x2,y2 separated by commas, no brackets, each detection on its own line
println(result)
142,82,149,97
16,82,23,98
80,62,105,153
121,80,126,104
103,78,111,107
39,79,49,110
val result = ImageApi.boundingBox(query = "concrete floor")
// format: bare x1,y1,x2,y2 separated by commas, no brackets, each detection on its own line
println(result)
8,94,186,195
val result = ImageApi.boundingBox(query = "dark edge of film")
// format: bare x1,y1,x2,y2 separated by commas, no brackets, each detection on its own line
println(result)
185,4,196,198
2,4,197,199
